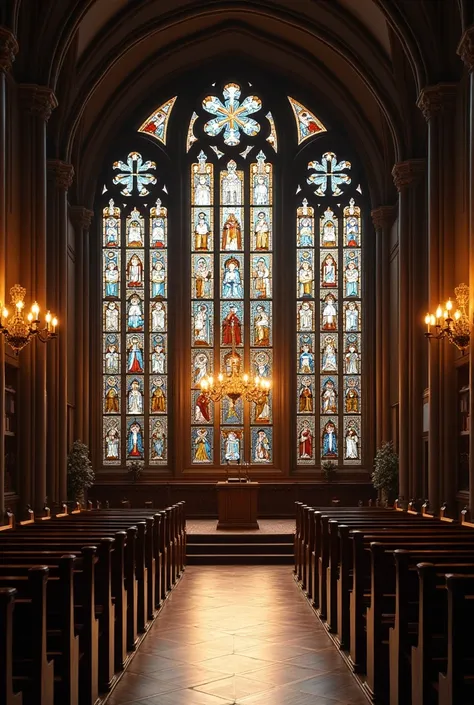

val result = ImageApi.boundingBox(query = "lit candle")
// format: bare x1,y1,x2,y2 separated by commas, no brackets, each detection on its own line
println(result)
436,306,442,320
1,307,7,320
430,314,436,327
446,299,453,311
425,313,431,332
52,316,58,332
31,301,40,319
27,312,33,322
454,310,461,320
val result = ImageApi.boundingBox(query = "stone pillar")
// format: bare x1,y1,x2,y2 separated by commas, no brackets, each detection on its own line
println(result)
392,160,426,505
458,27,474,511
0,28,18,516
19,84,57,512
417,84,457,512
371,206,397,450
70,207,93,449
47,161,74,504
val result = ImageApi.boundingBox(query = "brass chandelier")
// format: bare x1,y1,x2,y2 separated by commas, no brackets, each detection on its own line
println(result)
424,283,470,353
199,320,271,412
0,285,58,354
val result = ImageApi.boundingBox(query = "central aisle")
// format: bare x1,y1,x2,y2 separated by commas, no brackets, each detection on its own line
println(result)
107,566,367,705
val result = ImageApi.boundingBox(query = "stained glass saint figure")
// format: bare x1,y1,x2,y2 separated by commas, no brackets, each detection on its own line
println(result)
105,380,119,413
254,390,270,423
127,254,143,288
105,341,119,374
195,212,211,250
224,431,240,461
299,378,313,413
221,162,242,205
128,379,143,414
345,261,359,297
222,305,242,346
321,379,337,414
151,421,166,460
127,296,144,331
298,216,313,247
253,257,271,299
298,302,313,331
222,257,243,298
321,254,336,287
194,304,211,345
322,295,337,330
127,422,144,458
195,392,211,423
254,212,270,250
151,258,166,298
345,426,359,459
151,301,166,331
105,302,120,331
195,257,212,298
299,340,315,373
254,430,270,461
344,341,359,374
105,426,119,460
321,219,336,247
194,175,211,206
194,428,211,462
151,378,166,413
222,213,242,250
322,421,337,458
346,215,359,246
253,304,270,346
151,339,166,373
105,217,119,246
298,258,314,298
151,217,166,248
127,218,144,247
345,381,359,412
299,421,313,459
322,336,337,372
254,351,270,377
193,352,210,385
127,336,144,373
253,175,268,205
345,302,359,331
105,261,119,297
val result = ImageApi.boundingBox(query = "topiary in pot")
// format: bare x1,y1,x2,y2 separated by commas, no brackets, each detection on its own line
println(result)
372,441,399,506
321,460,336,482
67,441,94,504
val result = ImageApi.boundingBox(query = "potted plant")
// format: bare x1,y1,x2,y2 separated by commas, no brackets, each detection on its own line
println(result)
127,460,142,483
67,440,94,505
321,459,336,482
372,441,399,505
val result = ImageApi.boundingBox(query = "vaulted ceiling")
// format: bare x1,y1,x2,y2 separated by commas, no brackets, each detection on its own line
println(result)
3,0,467,205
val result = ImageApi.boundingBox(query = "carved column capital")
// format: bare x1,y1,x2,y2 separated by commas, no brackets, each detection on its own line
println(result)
47,160,74,191
0,26,19,74
19,84,58,122
458,26,474,72
391,159,426,192
69,205,94,231
416,83,458,122
371,205,397,230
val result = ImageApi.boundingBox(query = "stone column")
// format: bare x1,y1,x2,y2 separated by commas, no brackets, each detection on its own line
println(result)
47,161,74,504
19,84,57,512
371,206,396,450
392,160,426,505
70,207,93,449
0,28,18,516
458,27,474,511
417,84,457,512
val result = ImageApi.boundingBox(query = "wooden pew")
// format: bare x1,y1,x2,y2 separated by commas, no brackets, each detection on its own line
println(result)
0,587,23,705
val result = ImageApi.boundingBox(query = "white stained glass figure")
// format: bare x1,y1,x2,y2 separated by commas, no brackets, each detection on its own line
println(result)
298,204,313,247
194,151,211,206
193,352,209,385
298,302,313,331
222,258,243,298
345,425,359,459
322,254,336,287
254,430,271,461
151,258,166,297
194,304,211,345
128,379,143,414
299,340,314,373
221,161,242,205
127,295,144,330
321,210,337,246
254,211,270,250
151,200,166,248
105,341,119,374
345,199,360,246
151,301,166,332
322,379,337,414
298,255,313,298
195,212,211,251
253,151,270,205
105,424,120,460
127,254,143,288
224,431,240,461
221,213,242,250
151,339,166,374
253,257,271,299
105,302,120,331
127,208,144,246
322,337,337,372
105,260,119,297
322,295,337,330
105,217,119,246
345,301,359,331
345,340,359,374
345,260,359,297
254,351,270,378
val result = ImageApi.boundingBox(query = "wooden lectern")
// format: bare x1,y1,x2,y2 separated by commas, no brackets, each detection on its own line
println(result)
216,481,259,529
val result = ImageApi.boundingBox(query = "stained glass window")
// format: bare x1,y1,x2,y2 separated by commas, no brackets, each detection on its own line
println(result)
288,97,327,144
138,97,177,144
102,152,168,466
190,83,274,466
296,154,362,465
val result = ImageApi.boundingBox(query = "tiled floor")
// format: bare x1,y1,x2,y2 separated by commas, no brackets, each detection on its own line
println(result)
107,566,368,705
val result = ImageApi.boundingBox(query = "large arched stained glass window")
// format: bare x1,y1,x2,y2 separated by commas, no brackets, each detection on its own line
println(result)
189,82,275,466
296,149,363,466
102,152,169,466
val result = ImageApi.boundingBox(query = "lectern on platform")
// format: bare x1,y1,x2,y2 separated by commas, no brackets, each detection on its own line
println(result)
216,481,259,529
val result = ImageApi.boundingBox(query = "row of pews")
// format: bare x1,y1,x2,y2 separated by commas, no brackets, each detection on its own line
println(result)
294,502,474,705
0,501,186,705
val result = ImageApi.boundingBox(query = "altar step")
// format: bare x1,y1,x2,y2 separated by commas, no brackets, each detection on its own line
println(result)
186,532,294,565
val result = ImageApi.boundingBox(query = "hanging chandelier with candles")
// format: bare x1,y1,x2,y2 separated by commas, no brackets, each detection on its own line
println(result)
0,285,58,354
199,320,271,413
424,283,470,353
